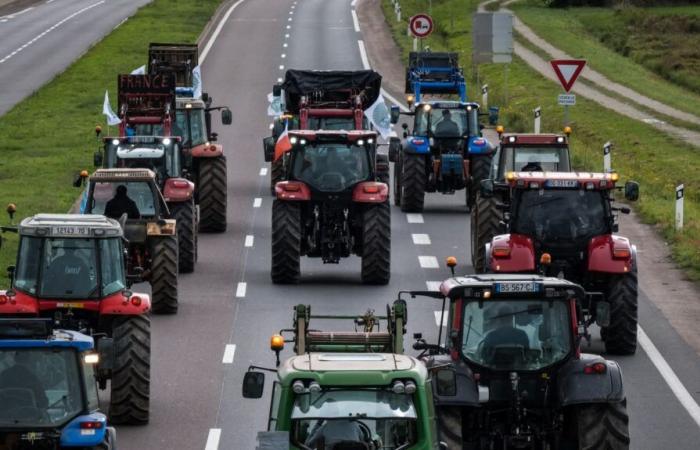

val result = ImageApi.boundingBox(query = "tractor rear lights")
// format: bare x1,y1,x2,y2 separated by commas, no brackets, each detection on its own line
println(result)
275,181,311,201
162,138,172,145
492,246,511,258
84,352,100,364
583,362,607,375
613,247,631,259
170,180,190,189
353,182,388,203
79,421,104,429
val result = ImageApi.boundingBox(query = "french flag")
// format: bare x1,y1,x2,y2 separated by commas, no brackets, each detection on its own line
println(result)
274,122,292,161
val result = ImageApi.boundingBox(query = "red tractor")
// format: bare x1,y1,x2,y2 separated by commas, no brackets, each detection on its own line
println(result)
481,171,640,354
263,70,387,193
271,130,391,285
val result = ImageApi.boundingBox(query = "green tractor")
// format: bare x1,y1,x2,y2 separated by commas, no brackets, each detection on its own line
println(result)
242,302,446,450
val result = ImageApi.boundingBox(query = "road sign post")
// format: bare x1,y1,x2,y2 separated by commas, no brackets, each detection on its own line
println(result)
551,60,586,126
676,184,684,231
533,107,541,134
603,141,612,173
482,84,488,108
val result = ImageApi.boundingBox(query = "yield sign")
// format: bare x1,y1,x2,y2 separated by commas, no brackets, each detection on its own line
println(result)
550,59,586,92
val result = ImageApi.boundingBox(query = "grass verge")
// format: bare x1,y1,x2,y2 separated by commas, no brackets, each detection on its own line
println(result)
0,0,223,283
381,0,700,280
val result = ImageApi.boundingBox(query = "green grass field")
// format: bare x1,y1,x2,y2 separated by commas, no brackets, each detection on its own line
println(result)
0,0,223,283
381,0,700,280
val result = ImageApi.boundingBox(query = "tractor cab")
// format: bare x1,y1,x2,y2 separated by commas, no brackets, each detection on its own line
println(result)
491,131,572,182
98,135,182,185
410,274,629,449
0,318,116,449
242,302,443,450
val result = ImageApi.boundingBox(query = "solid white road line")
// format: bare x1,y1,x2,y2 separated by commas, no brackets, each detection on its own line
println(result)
236,282,247,298
253,198,262,208
244,235,254,247
434,311,448,327
351,9,360,32
419,256,439,269
638,326,700,428
200,0,247,62
205,428,221,450
412,233,431,245
259,167,268,176
351,0,358,6
222,344,236,364
357,40,370,70
426,281,442,291
406,213,424,224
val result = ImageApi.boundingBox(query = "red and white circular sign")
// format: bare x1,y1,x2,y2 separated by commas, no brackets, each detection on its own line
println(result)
409,14,433,39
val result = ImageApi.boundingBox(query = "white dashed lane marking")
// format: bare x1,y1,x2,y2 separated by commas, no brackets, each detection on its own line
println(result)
426,281,442,291
222,344,236,364
351,9,360,32
244,235,254,247
253,198,262,208
412,234,431,245
236,282,247,298
259,167,268,176
205,429,221,450
406,214,424,224
418,256,439,269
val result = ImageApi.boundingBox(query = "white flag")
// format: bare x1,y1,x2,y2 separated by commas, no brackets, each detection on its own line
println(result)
130,65,146,75
267,92,283,117
192,65,202,98
102,90,121,126
364,94,392,139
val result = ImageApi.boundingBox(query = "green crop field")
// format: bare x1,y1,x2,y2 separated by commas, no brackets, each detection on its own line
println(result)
0,0,223,283
381,0,700,280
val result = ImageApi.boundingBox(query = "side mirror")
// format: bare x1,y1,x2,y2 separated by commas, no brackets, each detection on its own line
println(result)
221,109,233,125
624,181,639,202
595,302,610,328
272,83,282,97
435,368,457,396
242,371,265,399
93,152,103,167
7,265,16,284
439,443,449,450
201,92,210,103
263,136,275,162
210,132,219,142
96,337,114,371
390,105,401,124
480,179,494,198
388,137,401,163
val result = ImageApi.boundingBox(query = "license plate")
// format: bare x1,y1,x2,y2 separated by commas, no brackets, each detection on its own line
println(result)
57,302,85,308
52,226,90,236
545,179,578,188
495,282,539,293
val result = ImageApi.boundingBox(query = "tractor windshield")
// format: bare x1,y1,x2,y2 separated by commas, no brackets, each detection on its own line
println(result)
461,299,572,370
104,138,181,181
14,237,125,299
291,389,418,450
498,146,570,176
291,143,371,192
89,181,158,218
0,349,83,427
414,106,476,138
175,108,207,148
512,189,610,243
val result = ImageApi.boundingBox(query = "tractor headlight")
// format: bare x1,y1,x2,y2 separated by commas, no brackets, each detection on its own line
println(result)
309,381,322,393
404,381,417,394
162,138,172,146
292,380,305,394
112,139,120,146
290,136,298,144
392,380,405,394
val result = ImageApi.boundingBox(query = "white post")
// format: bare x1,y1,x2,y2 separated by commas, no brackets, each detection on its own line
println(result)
533,107,541,134
603,141,612,173
413,37,418,51
396,5,401,22
676,184,684,231
481,84,488,109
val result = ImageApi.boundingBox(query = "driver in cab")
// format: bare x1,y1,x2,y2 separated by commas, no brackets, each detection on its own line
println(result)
305,399,367,449
481,305,530,364
104,185,140,220
434,109,460,137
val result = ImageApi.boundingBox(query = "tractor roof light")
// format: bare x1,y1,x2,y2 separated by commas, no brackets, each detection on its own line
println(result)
357,139,365,146
508,136,516,143
84,353,99,364
290,136,298,144
610,172,619,182
292,380,305,394
556,136,565,143
112,139,120,146
506,172,516,182
446,256,458,268
540,253,552,265
564,126,572,136
162,138,172,146
80,170,89,177
406,94,415,103
270,334,285,351
392,380,405,394
496,125,505,134
404,381,417,394
309,381,322,393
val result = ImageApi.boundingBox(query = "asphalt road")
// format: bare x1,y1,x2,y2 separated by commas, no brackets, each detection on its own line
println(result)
0,0,153,116
106,0,700,448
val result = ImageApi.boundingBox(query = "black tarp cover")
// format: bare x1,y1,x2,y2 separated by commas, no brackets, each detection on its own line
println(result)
281,69,382,113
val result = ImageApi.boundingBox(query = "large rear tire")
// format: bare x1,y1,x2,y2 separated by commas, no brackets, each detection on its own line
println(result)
198,156,228,233
436,406,463,450
468,154,492,210
471,193,499,273
393,157,402,207
270,158,285,196
603,269,638,355
361,202,391,284
271,200,302,284
150,236,178,314
170,199,196,274
109,315,150,425
575,400,630,449
400,153,426,212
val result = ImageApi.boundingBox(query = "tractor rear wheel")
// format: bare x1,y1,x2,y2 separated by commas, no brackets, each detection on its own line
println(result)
198,156,227,232
150,236,178,314
400,153,426,212
436,406,464,450
603,269,638,355
270,158,285,195
109,315,150,425
393,157,402,206
575,400,630,449
271,200,302,284
170,199,196,273
468,154,492,210
471,193,499,273
361,202,391,284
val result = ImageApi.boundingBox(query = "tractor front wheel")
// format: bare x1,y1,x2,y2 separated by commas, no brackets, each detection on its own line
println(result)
361,202,391,284
400,152,426,212
575,400,630,449
198,156,228,232
271,200,302,283
468,154,492,210
170,199,196,273
471,192,499,273
109,315,150,425
603,269,638,355
150,236,178,314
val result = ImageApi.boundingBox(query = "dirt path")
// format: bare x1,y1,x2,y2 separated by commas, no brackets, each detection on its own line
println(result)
358,0,700,356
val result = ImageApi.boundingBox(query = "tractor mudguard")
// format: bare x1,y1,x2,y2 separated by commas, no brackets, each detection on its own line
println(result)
191,142,224,158
424,356,480,407
353,182,389,203
263,136,275,162
0,290,39,314
275,181,311,201
587,235,635,274
60,412,108,447
467,136,494,155
403,136,431,154
163,178,195,202
99,291,151,315
557,353,625,406
488,234,536,272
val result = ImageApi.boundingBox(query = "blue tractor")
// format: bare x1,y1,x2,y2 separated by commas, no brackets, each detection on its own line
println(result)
390,52,496,212
0,318,116,449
